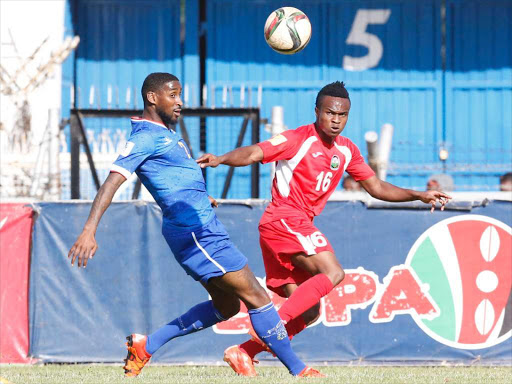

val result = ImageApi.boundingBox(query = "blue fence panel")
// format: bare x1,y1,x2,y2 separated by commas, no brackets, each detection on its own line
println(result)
204,0,443,197
445,0,512,191
62,0,190,200
62,0,512,199
72,0,182,110
29,200,512,363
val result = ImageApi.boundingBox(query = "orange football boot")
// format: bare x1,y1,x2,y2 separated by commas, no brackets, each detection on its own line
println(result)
297,366,326,378
123,334,152,377
223,345,259,377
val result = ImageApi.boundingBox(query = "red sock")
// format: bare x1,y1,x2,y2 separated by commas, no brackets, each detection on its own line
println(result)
239,316,308,359
239,274,333,359
239,338,265,359
283,316,307,339
279,274,333,323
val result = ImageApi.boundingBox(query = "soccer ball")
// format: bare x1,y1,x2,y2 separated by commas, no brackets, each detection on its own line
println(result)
263,7,311,55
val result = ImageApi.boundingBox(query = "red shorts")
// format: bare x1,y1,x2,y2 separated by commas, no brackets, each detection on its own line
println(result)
259,217,334,297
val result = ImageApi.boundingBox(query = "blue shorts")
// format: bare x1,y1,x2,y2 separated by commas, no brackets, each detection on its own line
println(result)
162,216,248,284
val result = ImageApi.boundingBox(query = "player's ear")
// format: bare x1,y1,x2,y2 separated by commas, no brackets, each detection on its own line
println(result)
146,91,157,105
314,106,319,119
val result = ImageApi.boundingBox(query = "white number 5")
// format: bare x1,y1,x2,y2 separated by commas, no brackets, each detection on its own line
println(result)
343,9,391,71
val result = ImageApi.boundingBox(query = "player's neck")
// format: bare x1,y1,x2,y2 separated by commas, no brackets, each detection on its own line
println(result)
314,124,335,146
142,109,166,127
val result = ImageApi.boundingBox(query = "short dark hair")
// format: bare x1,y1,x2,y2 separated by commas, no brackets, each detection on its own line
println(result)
500,172,512,183
315,81,350,108
141,72,179,105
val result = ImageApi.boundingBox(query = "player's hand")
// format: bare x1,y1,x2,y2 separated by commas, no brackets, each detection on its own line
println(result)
68,230,98,268
196,153,221,168
418,191,452,213
208,195,218,208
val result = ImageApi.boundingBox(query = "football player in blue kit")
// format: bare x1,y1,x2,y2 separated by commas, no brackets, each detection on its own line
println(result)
68,73,322,378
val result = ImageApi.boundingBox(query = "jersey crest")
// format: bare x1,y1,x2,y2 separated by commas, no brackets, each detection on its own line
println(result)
330,155,340,170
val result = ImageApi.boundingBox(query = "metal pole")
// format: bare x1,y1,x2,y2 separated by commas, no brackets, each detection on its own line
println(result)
222,117,249,198
377,123,394,181
178,118,195,158
251,110,260,198
132,178,142,200
365,130,379,173
70,113,80,199
76,112,101,191
48,108,60,199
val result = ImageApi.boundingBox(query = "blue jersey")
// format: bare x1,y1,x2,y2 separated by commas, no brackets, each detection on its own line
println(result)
111,118,215,233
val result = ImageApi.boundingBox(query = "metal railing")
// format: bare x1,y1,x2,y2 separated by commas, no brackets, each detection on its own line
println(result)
69,107,260,199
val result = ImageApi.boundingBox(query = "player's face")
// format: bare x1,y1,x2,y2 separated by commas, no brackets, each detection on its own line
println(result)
155,81,183,126
315,96,351,142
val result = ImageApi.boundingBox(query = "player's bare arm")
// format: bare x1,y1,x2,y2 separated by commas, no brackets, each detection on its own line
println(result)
196,144,264,168
68,172,126,268
359,175,452,213
208,195,218,208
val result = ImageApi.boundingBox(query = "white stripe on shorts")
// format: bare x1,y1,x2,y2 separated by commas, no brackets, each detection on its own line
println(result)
280,219,316,255
191,231,227,274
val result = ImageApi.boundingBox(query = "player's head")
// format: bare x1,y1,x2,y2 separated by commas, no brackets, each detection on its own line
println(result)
314,81,351,141
315,81,350,109
500,172,512,191
142,72,182,126
427,174,454,192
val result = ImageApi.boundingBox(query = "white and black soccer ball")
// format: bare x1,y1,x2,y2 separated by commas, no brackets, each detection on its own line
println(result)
263,7,312,55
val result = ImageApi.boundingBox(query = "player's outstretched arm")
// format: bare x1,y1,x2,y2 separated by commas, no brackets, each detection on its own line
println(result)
68,172,126,268
359,175,452,213
208,195,218,208
196,144,264,168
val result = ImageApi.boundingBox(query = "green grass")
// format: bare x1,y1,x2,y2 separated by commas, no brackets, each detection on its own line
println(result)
1,365,511,384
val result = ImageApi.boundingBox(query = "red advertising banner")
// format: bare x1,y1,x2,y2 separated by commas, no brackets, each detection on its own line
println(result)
0,203,34,363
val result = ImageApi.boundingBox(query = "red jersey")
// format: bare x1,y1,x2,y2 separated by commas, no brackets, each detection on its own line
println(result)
258,123,375,225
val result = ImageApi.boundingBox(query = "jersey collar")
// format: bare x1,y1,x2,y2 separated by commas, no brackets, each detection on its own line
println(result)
131,117,168,129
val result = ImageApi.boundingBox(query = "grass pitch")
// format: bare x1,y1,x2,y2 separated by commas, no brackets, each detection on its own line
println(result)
1,365,511,384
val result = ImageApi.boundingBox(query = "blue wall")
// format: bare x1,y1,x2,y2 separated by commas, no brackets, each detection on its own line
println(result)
64,0,512,198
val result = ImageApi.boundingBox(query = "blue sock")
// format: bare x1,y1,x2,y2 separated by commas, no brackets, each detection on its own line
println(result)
248,302,306,376
145,300,225,355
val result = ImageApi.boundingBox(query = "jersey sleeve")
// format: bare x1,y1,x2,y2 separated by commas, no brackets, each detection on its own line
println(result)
257,130,303,164
110,132,155,179
346,141,375,181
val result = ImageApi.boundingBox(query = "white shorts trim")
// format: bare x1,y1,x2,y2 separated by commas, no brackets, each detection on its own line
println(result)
280,219,316,255
191,231,227,274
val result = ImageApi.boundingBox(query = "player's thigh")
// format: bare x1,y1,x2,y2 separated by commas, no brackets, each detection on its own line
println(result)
274,217,334,258
291,250,341,274
210,264,270,310
273,218,344,282
292,251,345,285
163,217,248,284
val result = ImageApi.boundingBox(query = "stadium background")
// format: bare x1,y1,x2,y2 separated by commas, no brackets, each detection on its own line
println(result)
0,0,511,368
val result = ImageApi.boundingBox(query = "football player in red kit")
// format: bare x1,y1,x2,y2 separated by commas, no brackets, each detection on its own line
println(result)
197,81,451,376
